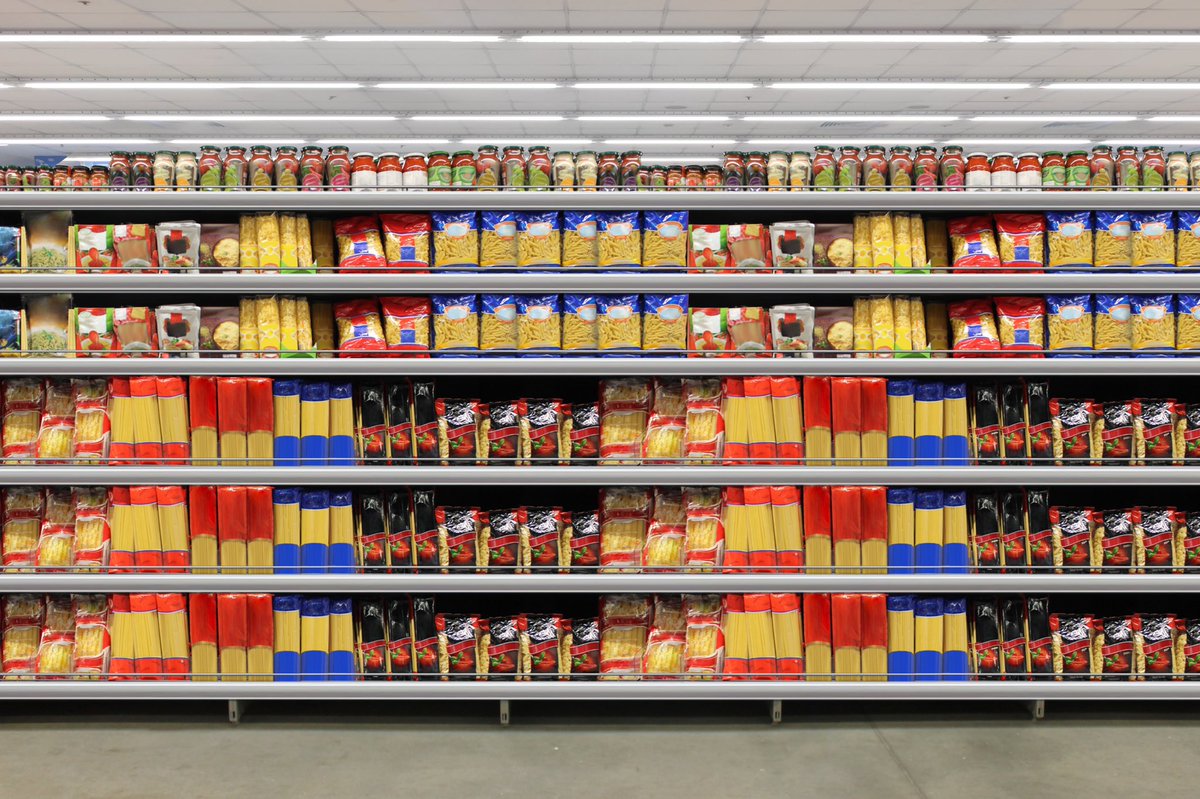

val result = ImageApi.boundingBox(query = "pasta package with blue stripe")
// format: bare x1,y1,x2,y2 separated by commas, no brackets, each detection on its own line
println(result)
5,593,1192,680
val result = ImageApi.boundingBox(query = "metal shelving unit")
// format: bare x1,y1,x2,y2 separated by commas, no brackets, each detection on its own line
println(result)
0,465,1192,486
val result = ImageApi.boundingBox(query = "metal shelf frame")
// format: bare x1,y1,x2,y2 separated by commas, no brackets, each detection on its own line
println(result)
0,190,1197,212
0,681,1192,700
0,465,1193,486
2,357,1199,377
0,573,1190,594
5,272,1200,294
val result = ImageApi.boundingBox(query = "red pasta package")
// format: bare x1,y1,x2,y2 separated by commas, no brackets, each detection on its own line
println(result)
948,299,1001,355
994,213,1046,272
379,213,431,272
599,594,650,679
682,593,724,677
948,215,1001,272
333,299,386,355
379,296,431,356
994,296,1046,356
333,215,386,272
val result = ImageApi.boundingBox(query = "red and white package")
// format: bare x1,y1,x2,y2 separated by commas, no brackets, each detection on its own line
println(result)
71,594,112,678
643,596,686,679
683,378,724,464
682,594,724,677
599,378,650,464
643,379,685,464
333,298,387,355
599,594,650,679
35,597,75,679
683,487,724,571
35,487,77,573
599,487,651,573
721,486,747,572
2,487,44,571
379,296,431,357
73,487,111,571
334,215,387,272
948,215,1002,272
644,488,685,573
108,487,134,573
2,378,44,463
380,213,432,272
2,594,44,677
72,378,111,462
108,378,134,465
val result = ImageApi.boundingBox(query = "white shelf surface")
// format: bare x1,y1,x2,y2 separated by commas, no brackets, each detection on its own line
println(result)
0,573,1188,593
0,189,1196,212
1,357,1198,377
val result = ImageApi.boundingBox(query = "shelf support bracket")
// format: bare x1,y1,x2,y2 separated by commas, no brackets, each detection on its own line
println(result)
228,699,246,725
499,699,511,726
1026,699,1045,721
770,700,783,725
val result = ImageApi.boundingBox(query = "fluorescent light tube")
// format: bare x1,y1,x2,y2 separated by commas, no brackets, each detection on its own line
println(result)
744,138,934,146
1007,34,1200,44
170,139,307,146
760,34,990,43
324,35,502,42
28,81,360,90
771,81,1029,90
0,34,307,42
520,34,744,43
314,138,452,145
1045,83,1200,90
1100,139,1200,147
944,138,1093,147
124,114,397,122
743,115,958,122
576,115,730,122
376,82,558,89
0,114,112,121
410,115,565,121
459,138,594,146
1147,116,1200,122
969,115,1139,122
0,138,157,145
602,139,737,146
575,82,757,90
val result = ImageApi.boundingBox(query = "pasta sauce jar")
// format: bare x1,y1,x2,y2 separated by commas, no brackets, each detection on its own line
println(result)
273,146,299,191
299,146,324,190
552,151,575,190
1090,145,1114,190
221,146,247,189
914,146,938,190
1116,146,1140,189
989,152,1016,190
153,151,175,191
52,165,69,190
427,151,451,189
703,165,723,189
597,151,620,190
766,151,788,190
744,151,767,190
836,146,861,190
965,152,991,191
1041,151,1065,189
650,166,667,189
502,146,526,190
1142,146,1166,190
351,152,378,191
451,150,477,188
722,151,745,189
862,145,887,190
811,146,835,190
574,150,597,190
527,146,552,189
401,153,428,189
69,167,90,191
475,146,501,189
684,165,703,187
108,152,130,190
89,165,108,189
620,150,642,190
198,146,222,190
1191,151,1200,189
667,166,683,188
939,145,965,190
376,152,402,189
1065,151,1090,189
1167,150,1189,191
325,145,351,190
247,146,274,190
131,152,153,190
788,151,811,190
1016,153,1041,190
888,146,913,190
174,151,197,190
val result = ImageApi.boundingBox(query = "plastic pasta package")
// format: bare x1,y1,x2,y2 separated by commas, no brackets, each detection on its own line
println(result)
379,296,431,355
1177,294,1200,350
869,212,895,272
517,212,562,269
688,224,729,273
295,214,314,271
516,293,562,351
598,212,641,269
255,212,281,271
767,220,814,273
642,596,686,676
255,296,281,356
597,294,642,351
769,304,815,357
852,215,872,270
334,215,386,272
1131,294,1176,352
642,212,688,269
994,213,1045,272
433,212,479,270
924,218,950,270
1178,211,1200,269
893,213,912,272
599,594,650,678
238,214,258,271
431,293,480,352
682,594,724,676
1046,294,1095,354
380,213,431,272
561,294,598,351
600,489,651,574
869,295,895,355
278,213,298,270
683,379,723,464
948,298,1000,355
480,294,518,351
683,488,723,570
599,378,650,464
1131,212,1176,271
1094,212,1133,269
562,212,599,269
1046,212,1094,271
643,381,686,464
333,298,386,355
479,211,518,269
948,215,1001,272
641,294,688,352
726,224,770,272
994,296,1046,354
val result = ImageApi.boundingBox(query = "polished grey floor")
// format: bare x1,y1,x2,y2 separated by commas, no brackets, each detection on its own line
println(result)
0,701,1195,799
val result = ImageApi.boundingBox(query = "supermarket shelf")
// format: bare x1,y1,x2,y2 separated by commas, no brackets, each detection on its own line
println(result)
0,573,1190,594
0,681,1192,700
0,189,1197,212
5,356,1200,377
7,272,1200,295
0,465,1193,486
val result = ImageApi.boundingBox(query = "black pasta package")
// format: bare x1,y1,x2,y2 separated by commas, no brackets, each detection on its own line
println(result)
356,492,387,572
999,491,1027,573
972,601,1001,679
412,489,438,572
972,385,1001,465
410,596,437,678
1000,598,1027,679
356,383,387,463
1026,490,1053,572
972,493,1001,571
385,489,413,573
411,381,438,463
386,379,413,465
386,596,413,680
1026,382,1052,465
1026,597,1053,678
1000,382,1027,464
357,599,388,680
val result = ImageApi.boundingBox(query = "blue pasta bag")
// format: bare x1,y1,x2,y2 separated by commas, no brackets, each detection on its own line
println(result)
562,212,599,268
517,212,562,270
641,293,689,352
479,211,518,269
1045,294,1094,357
562,294,598,352
1178,294,1200,351
431,293,480,353
432,211,479,270
1130,294,1175,355
596,293,642,351
1093,212,1131,269
1131,212,1175,271
0,227,19,271
642,211,689,269
1178,212,1200,269
1093,294,1132,353
597,212,642,271
479,293,517,351
1046,212,1094,271
516,293,562,351
0,309,18,353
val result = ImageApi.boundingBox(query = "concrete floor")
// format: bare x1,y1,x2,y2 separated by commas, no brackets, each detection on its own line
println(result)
1,701,1197,799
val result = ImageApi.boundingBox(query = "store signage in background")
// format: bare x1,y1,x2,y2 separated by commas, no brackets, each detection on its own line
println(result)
34,155,65,168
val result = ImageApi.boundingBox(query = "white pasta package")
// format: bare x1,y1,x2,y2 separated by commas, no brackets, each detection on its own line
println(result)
643,596,686,678
682,593,725,678
598,378,650,464
599,487,650,574
599,593,650,680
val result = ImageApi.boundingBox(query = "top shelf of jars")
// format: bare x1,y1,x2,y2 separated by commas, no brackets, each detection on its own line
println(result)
2,144,1199,211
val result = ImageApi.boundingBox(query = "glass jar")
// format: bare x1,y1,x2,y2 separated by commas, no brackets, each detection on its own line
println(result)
376,153,403,189
1089,145,1114,190
704,165,723,189
451,150,477,188
552,151,575,190
990,152,1016,190
744,151,767,190
1041,151,1065,189
650,166,667,190
351,152,377,191
788,151,811,190
89,165,109,190
427,151,451,189
5,166,20,191
722,151,745,189
913,146,938,191
1191,152,1200,190
862,145,887,190
35,167,52,191
1167,150,1189,191
836,146,861,190
222,146,248,190
1065,150,1091,189
197,146,222,190
812,146,836,190
131,152,154,191
69,167,90,191
1142,146,1166,190
22,169,36,190
300,146,325,191
248,145,274,191
153,150,175,191
766,151,789,190
636,165,650,190
597,151,620,190
965,152,991,191
684,165,703,188
527,146,552,190
274,146,299,191
52,165,70,190
475,146,501,189
620,150,642,190
575,150,597,190
667,166,683,188
1016,153,1041,190
939,145,965,191
502,146,526,190
325,146,351,191
174,151,197,190
1115,146,1140,190
889,146,913,191
109,152,131,191
402,153,428,189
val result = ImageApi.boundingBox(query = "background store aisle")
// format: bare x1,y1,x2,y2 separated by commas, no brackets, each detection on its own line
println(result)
0,703,1196,799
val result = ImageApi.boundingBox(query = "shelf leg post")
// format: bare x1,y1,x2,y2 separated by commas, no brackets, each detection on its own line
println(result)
770,700,783,725
499,699,511,726
1026,699,1045,721
228,699,246,725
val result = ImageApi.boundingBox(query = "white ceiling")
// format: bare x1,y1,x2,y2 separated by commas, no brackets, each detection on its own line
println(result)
0,0,1198,162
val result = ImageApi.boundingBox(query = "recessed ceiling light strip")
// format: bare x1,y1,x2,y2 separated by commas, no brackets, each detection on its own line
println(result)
27,81,361,90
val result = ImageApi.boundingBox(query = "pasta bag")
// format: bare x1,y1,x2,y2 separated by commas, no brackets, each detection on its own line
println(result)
238,214,258,271
870,212,895,272
851,215,872,271
892,213,912,271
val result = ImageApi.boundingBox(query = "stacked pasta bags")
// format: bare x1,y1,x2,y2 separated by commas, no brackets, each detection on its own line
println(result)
1,378,110,465
971,597,1055,681
0,594,112,680
883,489,969,575
107,593,190,680
883,595,969,681
800,593,887,681
2,486,112,573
